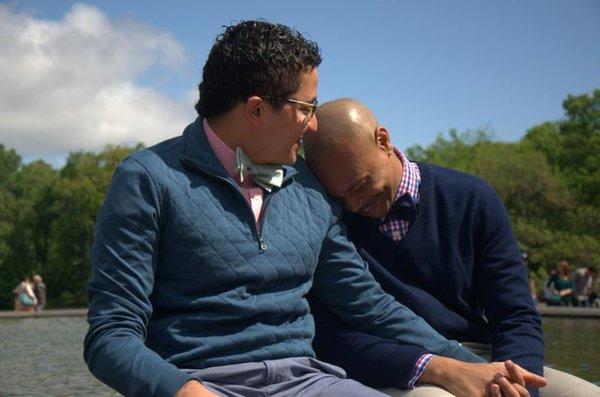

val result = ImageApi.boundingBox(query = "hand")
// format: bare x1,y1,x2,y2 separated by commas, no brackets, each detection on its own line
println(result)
418,357,547,397
487,360,547,397
175,380,219,397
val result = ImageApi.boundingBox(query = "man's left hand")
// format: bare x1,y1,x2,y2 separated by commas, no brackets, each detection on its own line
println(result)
487,360,547,397
418,356,547,397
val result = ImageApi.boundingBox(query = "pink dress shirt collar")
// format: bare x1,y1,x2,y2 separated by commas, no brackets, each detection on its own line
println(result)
202,119,264,226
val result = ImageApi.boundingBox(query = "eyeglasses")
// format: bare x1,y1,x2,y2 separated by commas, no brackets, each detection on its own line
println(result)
263,96,318,125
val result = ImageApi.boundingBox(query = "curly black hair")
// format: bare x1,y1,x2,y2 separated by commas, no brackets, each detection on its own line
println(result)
195,20,322,118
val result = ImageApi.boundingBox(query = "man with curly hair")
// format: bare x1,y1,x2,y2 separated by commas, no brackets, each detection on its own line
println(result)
84,22,544,397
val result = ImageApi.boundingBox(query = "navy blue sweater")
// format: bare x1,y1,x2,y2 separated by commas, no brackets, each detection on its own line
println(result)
311,163,544,391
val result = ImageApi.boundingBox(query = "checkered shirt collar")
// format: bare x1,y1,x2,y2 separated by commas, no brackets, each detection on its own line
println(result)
392,148,420,205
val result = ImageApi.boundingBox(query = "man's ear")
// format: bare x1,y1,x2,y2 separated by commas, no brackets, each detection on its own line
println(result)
244,96,263,127
374,126,394,155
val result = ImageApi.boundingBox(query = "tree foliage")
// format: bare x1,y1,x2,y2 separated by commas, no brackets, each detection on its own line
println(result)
408,90,600,278
0,145,141,308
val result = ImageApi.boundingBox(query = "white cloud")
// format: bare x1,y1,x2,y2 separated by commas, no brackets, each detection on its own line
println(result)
0,3,195,162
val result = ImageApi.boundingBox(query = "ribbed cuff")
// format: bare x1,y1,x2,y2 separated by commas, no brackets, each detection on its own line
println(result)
150,365,196,397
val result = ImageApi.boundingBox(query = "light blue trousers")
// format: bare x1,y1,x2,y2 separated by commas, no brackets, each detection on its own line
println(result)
187,356,388,397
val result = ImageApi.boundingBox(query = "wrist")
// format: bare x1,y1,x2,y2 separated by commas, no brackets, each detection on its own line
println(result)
407,354,435,388
176,380,215,397
417,356,458,387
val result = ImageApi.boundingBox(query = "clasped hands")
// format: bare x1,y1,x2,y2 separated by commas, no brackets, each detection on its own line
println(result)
420,356,548,397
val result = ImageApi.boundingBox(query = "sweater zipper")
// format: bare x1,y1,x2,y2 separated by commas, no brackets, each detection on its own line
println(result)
257,193,275,253
181,156,274,254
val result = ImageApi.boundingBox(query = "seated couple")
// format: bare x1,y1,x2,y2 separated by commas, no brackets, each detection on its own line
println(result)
84,20,598,397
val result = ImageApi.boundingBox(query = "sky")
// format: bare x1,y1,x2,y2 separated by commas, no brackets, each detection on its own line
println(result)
1,0,599,167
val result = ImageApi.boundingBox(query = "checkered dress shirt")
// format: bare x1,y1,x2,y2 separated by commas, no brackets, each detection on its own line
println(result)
378,149,421,242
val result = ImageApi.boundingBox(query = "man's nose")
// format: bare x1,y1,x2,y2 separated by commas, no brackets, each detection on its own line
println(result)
305,114,318,134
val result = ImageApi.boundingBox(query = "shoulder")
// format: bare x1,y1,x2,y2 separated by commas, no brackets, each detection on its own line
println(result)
114,136,186,189
292,157,334,201
420,163,499,202
127,136,184,174
105,136,186,207
289,157,343,218
421,163,490,190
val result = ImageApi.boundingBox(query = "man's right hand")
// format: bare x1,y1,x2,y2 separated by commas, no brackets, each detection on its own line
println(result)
418,356,547,397
175,380,220,397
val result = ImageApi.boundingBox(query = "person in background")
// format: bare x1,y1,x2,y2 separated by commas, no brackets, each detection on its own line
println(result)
542,269,558,305
303,98,600,397
13,276,37,312
522,252,538,302
33,274,46,312
545,261,575,306
572,265,595,307
589,267,600,308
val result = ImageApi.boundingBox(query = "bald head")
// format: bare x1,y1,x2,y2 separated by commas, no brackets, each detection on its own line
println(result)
303,98,402,219
304,98,378,169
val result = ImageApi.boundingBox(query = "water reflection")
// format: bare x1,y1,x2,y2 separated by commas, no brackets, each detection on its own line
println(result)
0,317,118,396
0,316,597,395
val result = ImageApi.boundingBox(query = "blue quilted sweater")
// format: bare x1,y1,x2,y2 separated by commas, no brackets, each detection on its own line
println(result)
84,118,482,397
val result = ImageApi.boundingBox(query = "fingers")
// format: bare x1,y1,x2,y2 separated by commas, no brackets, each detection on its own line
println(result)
512,383,532,397
488,372,532,397
505,360,525,386
495,373,523,397
488,381,502,397
508,361,548,388
523,371,548,387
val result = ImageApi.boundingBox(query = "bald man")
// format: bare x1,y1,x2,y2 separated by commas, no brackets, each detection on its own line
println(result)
304,99,600,397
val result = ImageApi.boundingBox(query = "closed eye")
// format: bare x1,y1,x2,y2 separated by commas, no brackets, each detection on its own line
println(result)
347,177,368,196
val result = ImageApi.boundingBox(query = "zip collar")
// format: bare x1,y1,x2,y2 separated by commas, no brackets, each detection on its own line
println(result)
179,117,298,183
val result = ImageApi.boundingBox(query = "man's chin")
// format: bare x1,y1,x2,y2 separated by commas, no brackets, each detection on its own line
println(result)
283,151,298,165
366,204,391,220
360,208,386,220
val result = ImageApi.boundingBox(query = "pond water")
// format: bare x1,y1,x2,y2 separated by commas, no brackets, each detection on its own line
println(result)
0,316,598,396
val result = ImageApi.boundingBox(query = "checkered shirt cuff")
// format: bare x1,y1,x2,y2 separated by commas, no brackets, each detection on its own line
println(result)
407,353,435,388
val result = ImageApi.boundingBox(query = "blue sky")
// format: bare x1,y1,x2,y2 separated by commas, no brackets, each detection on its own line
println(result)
2,0,600,165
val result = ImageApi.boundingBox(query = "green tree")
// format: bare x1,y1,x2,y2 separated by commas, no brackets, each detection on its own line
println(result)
525,90,600,207
407,132,569,224
44,176,105,304
406,111,600,277
0,144,140,308
468,142,569,225
0,145,21,308
5,161,58,282
406,129,491,172
44,145,142,305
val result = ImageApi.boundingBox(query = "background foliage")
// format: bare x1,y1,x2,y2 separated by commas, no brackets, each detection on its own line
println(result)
1,90,598,308
0,144,142,308
407,89,600,287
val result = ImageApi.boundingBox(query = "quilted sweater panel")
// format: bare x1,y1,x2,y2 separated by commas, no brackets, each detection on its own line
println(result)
129,137,333,370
